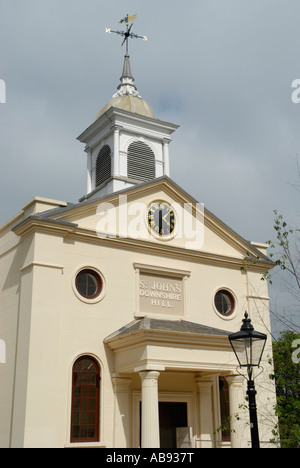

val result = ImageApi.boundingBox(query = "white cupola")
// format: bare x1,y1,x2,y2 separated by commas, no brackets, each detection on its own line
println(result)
77,54,179,201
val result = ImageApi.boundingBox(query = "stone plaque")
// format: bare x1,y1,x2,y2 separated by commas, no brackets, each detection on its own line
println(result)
139,273,184,316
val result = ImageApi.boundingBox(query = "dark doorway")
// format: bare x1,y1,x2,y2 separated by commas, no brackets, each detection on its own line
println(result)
159,402,188,448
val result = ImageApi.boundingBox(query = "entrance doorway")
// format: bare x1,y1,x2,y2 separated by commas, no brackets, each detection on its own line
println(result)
137,397,193,448
159,402,188,448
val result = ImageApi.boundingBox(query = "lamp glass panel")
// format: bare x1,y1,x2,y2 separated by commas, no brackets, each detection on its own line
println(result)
231,337,265,367
251,337,266,367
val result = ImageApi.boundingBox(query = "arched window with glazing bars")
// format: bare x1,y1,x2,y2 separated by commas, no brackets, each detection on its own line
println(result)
71,356,101,443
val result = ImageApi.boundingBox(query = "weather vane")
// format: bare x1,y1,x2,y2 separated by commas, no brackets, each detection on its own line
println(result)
106,14,148,55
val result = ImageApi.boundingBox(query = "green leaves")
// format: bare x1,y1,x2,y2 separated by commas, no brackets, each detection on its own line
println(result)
271,331,300,448
264,210,300,290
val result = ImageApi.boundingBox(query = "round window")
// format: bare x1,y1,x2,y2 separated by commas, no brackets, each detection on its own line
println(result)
214,290,235,317
75,269,102,299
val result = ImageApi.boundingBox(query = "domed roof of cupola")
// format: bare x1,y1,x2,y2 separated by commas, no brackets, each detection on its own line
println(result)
95,54,156,120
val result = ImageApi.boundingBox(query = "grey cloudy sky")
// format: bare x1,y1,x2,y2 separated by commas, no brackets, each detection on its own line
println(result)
0,1,299,332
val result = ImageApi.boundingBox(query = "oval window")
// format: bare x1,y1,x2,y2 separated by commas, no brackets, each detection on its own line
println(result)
214,290,235,317
75,269,102,299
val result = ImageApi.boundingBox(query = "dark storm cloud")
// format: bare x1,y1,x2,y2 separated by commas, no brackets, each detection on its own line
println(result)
0,0,299,242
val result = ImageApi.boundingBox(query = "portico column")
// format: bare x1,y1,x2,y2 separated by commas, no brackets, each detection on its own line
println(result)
139,371,160,448
226,375,245,448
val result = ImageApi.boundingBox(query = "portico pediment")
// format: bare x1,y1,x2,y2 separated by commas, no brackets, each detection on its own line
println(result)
104,317,236,374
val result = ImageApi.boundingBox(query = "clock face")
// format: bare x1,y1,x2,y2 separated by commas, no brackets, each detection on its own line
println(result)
148,201,175,237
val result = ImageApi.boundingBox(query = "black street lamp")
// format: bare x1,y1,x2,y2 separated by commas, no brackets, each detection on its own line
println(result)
228,312,267,449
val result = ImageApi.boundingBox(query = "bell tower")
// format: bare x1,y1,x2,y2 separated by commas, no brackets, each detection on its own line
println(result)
77,16,179,202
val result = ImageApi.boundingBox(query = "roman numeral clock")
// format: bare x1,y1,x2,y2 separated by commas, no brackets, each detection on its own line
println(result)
148,201,175,237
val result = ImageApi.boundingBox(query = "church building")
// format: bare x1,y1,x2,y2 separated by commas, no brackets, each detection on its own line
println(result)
0,30,277,448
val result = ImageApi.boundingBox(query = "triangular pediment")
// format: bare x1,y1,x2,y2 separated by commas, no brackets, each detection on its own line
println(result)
34,177,271,266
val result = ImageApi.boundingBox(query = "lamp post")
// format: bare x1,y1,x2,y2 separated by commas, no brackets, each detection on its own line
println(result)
228,312,267,449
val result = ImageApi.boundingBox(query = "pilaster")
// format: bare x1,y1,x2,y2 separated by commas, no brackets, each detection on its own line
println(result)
112,376,132,448
195,377,214,448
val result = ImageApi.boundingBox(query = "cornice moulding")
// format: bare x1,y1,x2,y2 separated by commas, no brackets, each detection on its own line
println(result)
105,328,232,352
12,217,77,239
11,216,274,271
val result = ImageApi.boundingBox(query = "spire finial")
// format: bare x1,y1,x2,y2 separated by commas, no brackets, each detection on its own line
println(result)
106,15,147,99
112,54,142,99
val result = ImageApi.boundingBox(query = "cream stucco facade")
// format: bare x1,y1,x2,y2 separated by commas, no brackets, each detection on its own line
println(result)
0,53,278,449
0,179,278,448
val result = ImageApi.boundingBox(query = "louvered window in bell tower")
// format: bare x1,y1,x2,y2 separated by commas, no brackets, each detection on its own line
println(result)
96,145,112,187
127,141,155,182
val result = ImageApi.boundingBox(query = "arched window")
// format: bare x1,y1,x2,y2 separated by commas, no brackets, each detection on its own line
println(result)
71,356,101,443
96,145,111,187
127,141,156,182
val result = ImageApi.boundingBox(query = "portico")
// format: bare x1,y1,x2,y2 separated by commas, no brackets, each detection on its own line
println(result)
105,318,246,448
